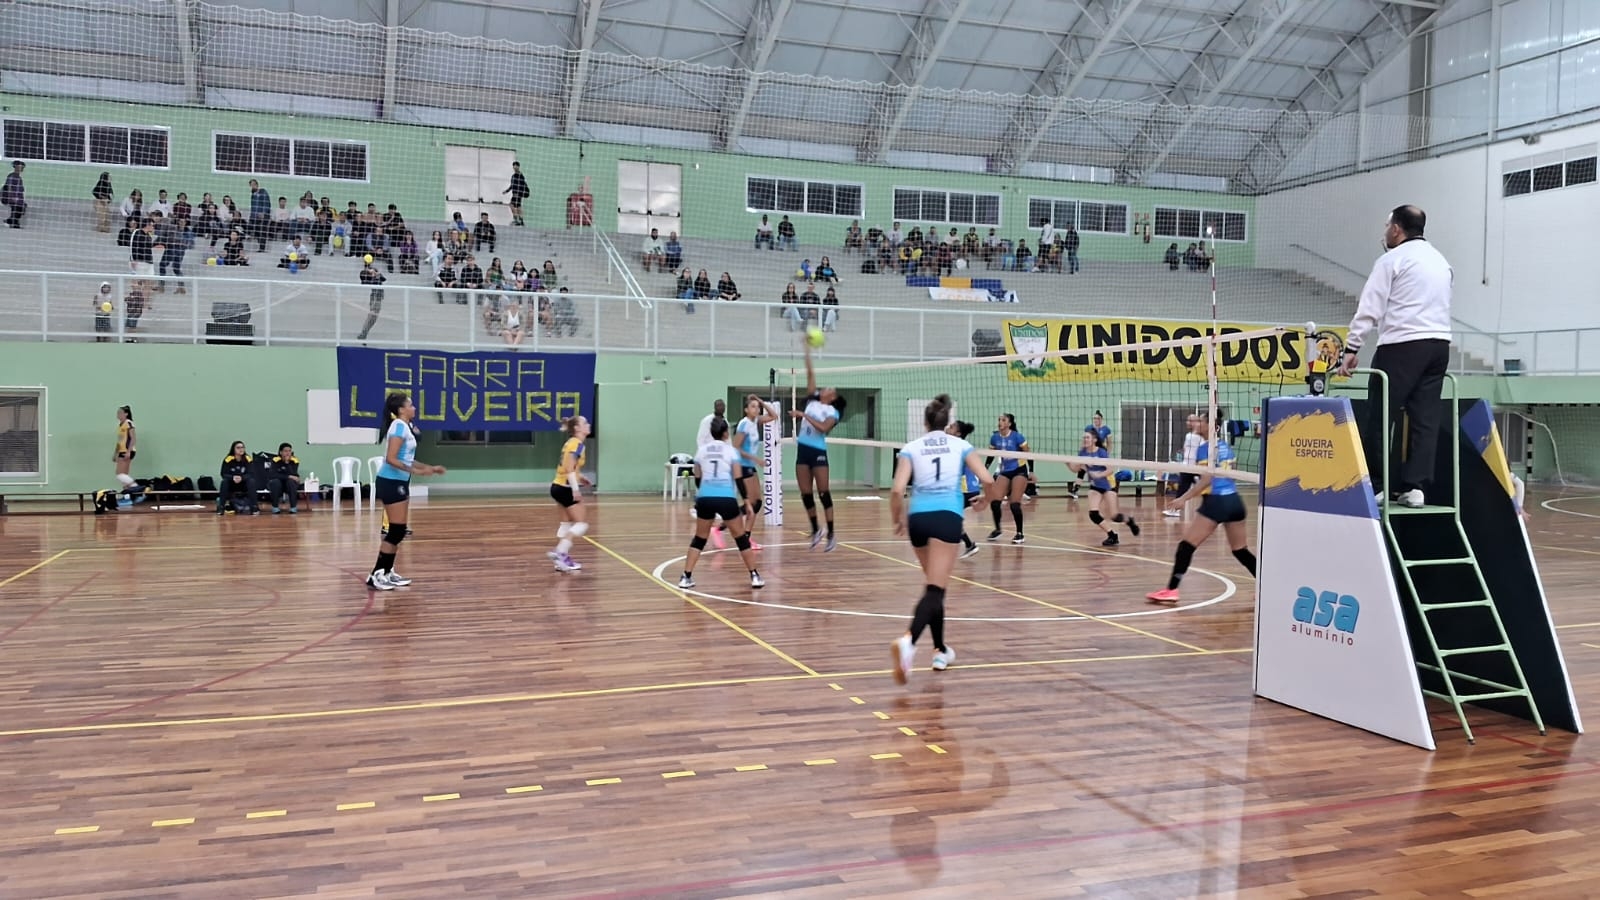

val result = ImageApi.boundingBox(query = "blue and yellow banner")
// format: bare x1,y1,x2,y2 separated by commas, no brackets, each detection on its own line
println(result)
1001,318,1347,384
337,347,595,431
1260,396,1379,520
1460,399,1515,499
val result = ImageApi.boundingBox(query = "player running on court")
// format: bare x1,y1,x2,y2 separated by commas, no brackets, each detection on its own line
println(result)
1147,415,1255,602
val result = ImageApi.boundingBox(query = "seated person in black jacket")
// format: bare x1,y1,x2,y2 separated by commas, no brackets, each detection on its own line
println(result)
474,213,497,252
266,442,301,514
216,440,256,515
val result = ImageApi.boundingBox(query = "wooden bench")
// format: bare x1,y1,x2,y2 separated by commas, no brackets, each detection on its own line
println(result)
0,492,95,514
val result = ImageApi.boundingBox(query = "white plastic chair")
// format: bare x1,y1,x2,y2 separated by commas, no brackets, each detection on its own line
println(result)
366,456,385,512
331,456,362,512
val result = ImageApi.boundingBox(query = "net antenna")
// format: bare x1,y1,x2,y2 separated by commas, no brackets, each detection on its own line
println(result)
1206,224,1221,483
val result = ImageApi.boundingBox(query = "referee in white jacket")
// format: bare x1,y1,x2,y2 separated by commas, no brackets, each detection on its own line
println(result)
1335,204,1453,508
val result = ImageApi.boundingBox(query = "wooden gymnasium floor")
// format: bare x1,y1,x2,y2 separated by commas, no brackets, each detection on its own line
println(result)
4,488,1600,899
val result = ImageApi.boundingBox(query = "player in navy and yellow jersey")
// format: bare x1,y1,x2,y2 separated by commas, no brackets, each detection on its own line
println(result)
947,420,981,559
367,392,446,592
1147,416,1255,602
112,405,145,501
889,396,998,683
789,339,847,550
986,413,1033,544
1072,430,1139,547
547,415,594,573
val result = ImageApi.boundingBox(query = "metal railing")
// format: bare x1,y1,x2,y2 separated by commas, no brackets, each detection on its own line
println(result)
587,224,651,307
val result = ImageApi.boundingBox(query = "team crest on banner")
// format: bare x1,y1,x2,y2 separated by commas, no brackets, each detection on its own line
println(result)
1006,323,1052,375
1310,329,1346,372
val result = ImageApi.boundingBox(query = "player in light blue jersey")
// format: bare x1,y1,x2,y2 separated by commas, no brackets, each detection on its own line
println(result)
1147,415,1256,603
1071,429,1139,548
734,393,777,547
366,392,446,592
789,339,847,550
889,395,998,684
677,417,765,591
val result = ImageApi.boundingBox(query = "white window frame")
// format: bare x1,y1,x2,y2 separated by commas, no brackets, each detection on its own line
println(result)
744,175,865,219
892,186,1002,227
211,131,371,183
0,386,47,486
1152,205,1249,243
1502,157,1596,197
1026,195,1130,236
0,117,170,170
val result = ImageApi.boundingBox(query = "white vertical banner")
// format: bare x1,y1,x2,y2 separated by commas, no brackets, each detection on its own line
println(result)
763,401,783,526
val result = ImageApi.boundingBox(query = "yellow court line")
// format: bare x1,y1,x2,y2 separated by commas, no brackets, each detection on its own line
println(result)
1583,643,1600,651
584,535,819,676
0,648,1242,738
1555,621,1600,631
0,549,73,589
839,542,1211,654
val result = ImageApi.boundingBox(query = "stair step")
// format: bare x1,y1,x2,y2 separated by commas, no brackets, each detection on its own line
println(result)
1418,600,1493,611
1403,557,1476,568
1438,645,1510,657
1386,504,1457,515
1453,690,1530,702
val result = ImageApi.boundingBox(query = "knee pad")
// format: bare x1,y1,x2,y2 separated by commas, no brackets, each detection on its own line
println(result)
751,498,763,515
116,473,136,488
385,523,408,546
800,492,816,510
689,535,708,551
557,522,571,538
818,491,833,510
734,533,752,552
1088,510,1104,525
569,521,588,538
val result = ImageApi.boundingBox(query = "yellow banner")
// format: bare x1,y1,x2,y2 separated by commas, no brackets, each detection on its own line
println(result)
1000,319,1349,385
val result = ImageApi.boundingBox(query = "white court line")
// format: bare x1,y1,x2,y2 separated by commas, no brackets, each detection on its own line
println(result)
1540,495,1600,519
649,541,1237,622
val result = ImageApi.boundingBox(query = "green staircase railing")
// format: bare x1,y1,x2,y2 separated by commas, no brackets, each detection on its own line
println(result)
1358,369,1545,744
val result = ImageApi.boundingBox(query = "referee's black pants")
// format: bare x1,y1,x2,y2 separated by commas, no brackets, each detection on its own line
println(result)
1365,339,1451,495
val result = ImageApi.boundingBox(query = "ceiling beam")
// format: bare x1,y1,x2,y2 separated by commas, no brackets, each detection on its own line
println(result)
1000,0,1148,173
173,0,201,104
859,0,973,163
1136,0,1309,182
562,0,606,137
721,0,794,150
1240,1,1446,190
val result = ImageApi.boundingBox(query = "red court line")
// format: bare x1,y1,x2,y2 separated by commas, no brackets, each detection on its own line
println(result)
0,573,99,642
573,755,1600,899
0,588,375,742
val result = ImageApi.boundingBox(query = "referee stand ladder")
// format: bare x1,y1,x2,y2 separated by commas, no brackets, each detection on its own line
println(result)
1356,369,1543,743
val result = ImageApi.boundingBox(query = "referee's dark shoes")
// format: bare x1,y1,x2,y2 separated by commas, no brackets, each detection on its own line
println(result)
1338,204,1453,509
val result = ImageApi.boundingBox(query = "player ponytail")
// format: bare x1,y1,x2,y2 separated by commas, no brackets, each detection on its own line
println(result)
378,391,408,442
924,394,952,431
954,420,975,440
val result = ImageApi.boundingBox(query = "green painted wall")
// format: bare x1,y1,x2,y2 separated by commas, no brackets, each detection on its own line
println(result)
1,93,1256,265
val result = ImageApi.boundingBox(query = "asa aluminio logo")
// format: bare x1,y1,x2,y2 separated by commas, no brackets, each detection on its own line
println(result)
1290,586,1360,647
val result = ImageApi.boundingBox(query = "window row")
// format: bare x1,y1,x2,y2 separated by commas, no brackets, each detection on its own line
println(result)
1026,197,1129,235
746,177,863,218
214,133,369,182
2,119,169,169
1502,157,1597,197
1152,207,1248,243
892,188,1001,226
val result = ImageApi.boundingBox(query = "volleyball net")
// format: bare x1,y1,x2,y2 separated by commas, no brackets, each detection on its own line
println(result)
778,321,1348,493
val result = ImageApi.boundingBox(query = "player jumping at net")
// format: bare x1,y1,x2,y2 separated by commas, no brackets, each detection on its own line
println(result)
735,394,777,549
677,416,765,590
986,413,1033,544
790,339,846,551
367,392,446,592
1146,415,1255,603
890,395,998,683
547,415,594,573
948,419,982,559
1073,429,1139,547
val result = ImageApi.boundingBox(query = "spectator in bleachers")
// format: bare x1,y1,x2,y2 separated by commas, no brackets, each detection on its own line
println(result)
119,189,144,229
1064,225,1081,274
963,227,980,260
1195,241,1213,270
317,197,334,221
266,443,302,514
248,180,271,251
217,441,256,516
550,286,579,337
382,205,406,247
675,268,694,305
292,197,315,237
219,196,242,243
874,241,892,274
844,220,863,253
221,228,250,266
425,231,446,273
1037,219,1054,252
474,212,497,253
1014,239,1032,272
459,254,484,302
123,283,148,339
356,259,386,342
503,297,525,345
363,229,394,272
509,260,529,291
173,192,192,226
150,189,173,220
664,232,683,271
815,256,839,284
354,203,382,256
130,217,156,282
1034,236,1059,273
777,215,797,251
800,280,820,325
898,244,915,275
1183,242,1202,271
195,193,220,243
693,269,712,301
92,282,115,342
1164,242,1181,271
889,222,903,249
541,259,560,287
92,172,114,232
435,254,458,303
822,285,840,332
156,214,188,292
781,282,803,331
328,214,349,256
486,257,505,291
279,235,312,270
271,196,292,240
504,161,530,226
449,229,470,260
754,214,774,250
641,228,665,273
984,228,1003,266
935,241,954,277
796,258,813,282
717,272,741,302
450,211,469,236
906,224,922,246
398,231,420,274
